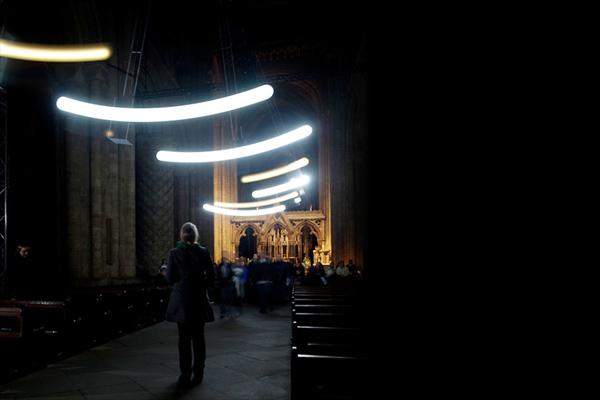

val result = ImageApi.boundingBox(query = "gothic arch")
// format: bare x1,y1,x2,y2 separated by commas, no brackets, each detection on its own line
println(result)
237,80,321,133
262,214,294,239
294,220,322,242
234,223,262,242
235,223,260,260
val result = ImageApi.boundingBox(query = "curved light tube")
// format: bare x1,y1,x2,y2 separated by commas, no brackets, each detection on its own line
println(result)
215,191,298,209
240,157,309,183
0,38,111,62
203,203,285,216
252,175,310,199
56,84,274,122
157,125,312,163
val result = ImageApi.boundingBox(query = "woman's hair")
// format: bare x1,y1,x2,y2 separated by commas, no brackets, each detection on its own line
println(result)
180,222,199,243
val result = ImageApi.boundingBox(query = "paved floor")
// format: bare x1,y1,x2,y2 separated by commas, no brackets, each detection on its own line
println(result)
0,304,291,400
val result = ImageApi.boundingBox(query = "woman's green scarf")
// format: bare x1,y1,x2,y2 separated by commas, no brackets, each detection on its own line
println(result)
176,241,199,249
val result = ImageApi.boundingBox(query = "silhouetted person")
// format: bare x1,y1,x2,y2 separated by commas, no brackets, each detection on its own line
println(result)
165,222,215,388
294,262,304,278
271,255,287,304
335,260,350,278
5,242,42,299
347,259,361,280
255,256,273,313
286,259,295,296
217,257,235,319
324,263,335,280
207,263,218,303
306,264,319,285
249,253,258,267
232,259,245,317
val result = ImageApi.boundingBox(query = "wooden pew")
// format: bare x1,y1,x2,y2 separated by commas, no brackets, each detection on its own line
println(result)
291,346,367,399
0,306,23,338
292,312,354,326
0,300,66,338
290,281,367,399
0,285,172,383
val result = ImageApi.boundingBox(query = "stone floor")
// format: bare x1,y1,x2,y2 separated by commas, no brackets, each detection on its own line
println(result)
0,304,291,400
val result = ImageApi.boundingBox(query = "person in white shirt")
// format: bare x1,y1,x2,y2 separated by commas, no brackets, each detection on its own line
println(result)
335,260,350,277
231,259,245,317
324,263,335,279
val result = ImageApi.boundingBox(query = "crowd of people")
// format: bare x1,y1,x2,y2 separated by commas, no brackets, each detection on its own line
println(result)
156,253,363,318
211,254,291,317
187,254,363,318
296,257,363,286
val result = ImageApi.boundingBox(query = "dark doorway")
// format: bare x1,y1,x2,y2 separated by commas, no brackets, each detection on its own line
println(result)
238,227,257,259
300,225,319,265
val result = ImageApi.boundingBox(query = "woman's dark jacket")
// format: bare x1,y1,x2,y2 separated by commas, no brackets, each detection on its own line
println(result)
165,242,215,323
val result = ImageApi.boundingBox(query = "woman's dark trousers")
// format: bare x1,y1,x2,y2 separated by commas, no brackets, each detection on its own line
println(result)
177,321,205,378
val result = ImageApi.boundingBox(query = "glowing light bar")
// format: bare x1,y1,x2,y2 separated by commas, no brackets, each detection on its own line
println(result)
56,85,274,122
241,157,309,183
157,125,312,163
294,197,302,204
0,38,111,62
203,203,285,216
252,175,310,199
215,191,299,209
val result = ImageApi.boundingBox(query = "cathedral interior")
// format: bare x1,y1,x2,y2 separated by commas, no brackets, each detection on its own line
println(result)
0,1,368,398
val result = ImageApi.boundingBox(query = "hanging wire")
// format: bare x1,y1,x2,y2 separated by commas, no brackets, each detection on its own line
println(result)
217,1,239,143
123,0,151,141
105,5,139,136
122,15,139,99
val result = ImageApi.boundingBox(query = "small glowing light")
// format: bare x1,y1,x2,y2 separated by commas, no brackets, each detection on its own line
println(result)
241,157,309,183
215,191,299,208
157,125,312,163
0,38,111,62
56,85,274,122
299,189,305,195
252,175,310,198
104,129,114,138
203,203,285,216
294,197,301,204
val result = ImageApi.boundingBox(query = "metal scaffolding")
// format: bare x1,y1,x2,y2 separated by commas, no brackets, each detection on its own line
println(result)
0,86,7,292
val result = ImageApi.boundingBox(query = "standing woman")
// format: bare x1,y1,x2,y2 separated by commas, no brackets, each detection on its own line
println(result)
165,222,215,387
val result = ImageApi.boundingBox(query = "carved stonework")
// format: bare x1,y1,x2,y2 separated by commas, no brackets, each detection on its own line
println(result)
229,210,330,265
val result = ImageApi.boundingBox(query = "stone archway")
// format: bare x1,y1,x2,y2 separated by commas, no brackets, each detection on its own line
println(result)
237,226,258,260
233,223,262,259
292,221,318,264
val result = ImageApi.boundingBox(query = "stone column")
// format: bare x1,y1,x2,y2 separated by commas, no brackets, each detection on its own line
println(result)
318,106,332,256
64,80,92,284
135,121,174,278
63,64,137,286
212,117,237,262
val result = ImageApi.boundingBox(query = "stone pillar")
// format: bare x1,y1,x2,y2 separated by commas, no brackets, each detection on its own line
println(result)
64,65,137,286
327,72,368,268
118,129,136,278
135,122,174,278
212,117,237,262
318,106,332,256
64,84,92,284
